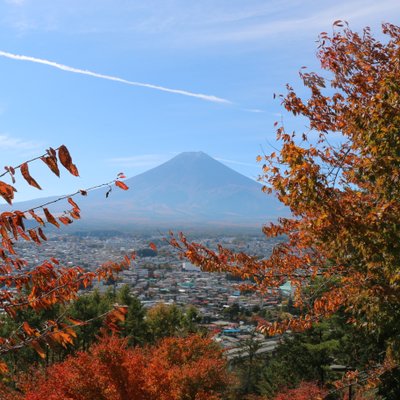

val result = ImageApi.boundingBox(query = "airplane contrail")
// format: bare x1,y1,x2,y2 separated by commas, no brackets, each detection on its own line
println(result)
0,50,232,104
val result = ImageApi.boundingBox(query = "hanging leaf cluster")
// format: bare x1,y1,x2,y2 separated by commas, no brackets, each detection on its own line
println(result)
0,145,132,372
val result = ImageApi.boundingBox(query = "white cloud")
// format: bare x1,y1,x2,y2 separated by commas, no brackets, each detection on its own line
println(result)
3,0,399,47
5,0,26,6
80,0,399,47
0,50,232,104
197,0,400,44
215,157,256,167
244,108,265,113
0,134,40,151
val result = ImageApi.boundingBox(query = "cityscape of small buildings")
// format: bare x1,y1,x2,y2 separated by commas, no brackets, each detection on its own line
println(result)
14,231,290,354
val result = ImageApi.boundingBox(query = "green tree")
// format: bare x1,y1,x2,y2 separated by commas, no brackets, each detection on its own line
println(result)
181,305,203,335
146,303,184,342
0,305,63,372
67,289,114,351
231,330,264,396
117,285,148,346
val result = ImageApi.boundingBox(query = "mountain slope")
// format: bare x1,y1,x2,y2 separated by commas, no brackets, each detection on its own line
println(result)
2,152,287,229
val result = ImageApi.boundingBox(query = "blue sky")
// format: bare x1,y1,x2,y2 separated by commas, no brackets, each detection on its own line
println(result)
0,0,399,201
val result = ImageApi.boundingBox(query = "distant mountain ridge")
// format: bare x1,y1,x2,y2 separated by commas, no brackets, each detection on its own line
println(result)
1,152,287,230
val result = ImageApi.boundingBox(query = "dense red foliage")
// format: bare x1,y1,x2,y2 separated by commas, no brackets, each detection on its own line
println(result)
273,382,327,400
22,335,231,400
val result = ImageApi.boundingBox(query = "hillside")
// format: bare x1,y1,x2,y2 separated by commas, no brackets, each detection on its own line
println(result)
1,152,286,229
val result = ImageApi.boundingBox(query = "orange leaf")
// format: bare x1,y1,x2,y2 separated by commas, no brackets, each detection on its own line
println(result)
5,166,15,184
58,145,79,177
43,208,60,228
48,147,56,158
112,310,126,322
0,225,9,241
59,216,73,225
30,341,46,359
107,322,119,332
22,321,36,336
0,361,8,374
115,180,129,190
13,211,26,230
41,155,60,177
0,181,16,205
117,305,128,315
21,162,42,190
38,227,47,241
67,317,83,326
17,226,30,241
149,242,157,251
28,229,41,244
67,197,80,211
28,210,45,225
69,210,80,220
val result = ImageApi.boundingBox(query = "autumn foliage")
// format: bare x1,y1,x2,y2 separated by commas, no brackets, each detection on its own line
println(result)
170,22,400,389
16,334,231,400
0,145,130,372
273,382,327,400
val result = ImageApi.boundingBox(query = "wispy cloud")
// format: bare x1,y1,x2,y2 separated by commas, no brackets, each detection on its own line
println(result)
215,157,256,167
5,0,26,5
0,133,40,151
0,50,232,104
180,0,400,44
109,154,258,176
244,108,265,113
107,154,171,168
3,0,400,44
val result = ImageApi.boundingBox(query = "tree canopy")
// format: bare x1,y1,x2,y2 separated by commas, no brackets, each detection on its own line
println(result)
171,22,400,391
15,335,232,400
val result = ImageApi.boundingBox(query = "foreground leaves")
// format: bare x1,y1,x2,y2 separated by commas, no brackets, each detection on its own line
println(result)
0,145,131,367
170,22,400,392
19,335,232,400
